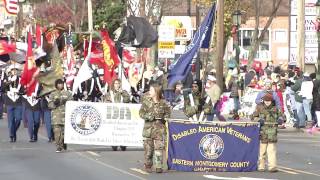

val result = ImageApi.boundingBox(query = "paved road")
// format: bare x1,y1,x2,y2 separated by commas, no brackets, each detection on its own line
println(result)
0,118,319,180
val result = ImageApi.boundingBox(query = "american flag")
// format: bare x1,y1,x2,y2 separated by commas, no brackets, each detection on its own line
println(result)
4,0,19,15
61,35,76,88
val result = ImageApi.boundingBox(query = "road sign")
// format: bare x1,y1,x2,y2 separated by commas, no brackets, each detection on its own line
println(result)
158,41,175,49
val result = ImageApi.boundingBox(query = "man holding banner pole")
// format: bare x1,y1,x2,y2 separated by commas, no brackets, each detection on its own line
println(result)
183,80,202,121
48,79,73,153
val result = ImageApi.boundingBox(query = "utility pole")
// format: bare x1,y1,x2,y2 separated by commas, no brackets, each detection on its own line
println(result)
16,2,24,38
297,0,305,71
215,0,224,89
187,0,191,16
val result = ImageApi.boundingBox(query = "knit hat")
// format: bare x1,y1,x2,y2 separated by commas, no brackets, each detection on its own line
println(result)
207,75,216,81
263,93,273,101
192,79,202,92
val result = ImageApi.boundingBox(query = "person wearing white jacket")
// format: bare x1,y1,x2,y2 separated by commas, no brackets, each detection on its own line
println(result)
299,72,314,126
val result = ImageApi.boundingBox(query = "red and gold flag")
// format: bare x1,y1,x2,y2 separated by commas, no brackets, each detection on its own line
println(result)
20,31,39,96
89,30,120,85
101,30,120,84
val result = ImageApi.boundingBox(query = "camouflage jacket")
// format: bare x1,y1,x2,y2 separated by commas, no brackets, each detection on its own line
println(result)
139,96,171,138
183,91,202,117
102,90,130,103
251,104,283,143
48,89,73,125
202,96,214,115
139,96,171,122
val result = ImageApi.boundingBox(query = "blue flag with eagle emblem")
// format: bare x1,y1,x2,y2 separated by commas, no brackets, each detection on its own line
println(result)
167,4,216,88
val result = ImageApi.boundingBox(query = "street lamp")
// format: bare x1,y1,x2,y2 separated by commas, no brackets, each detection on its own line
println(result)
152,6,161,66
316,0,320,78
232,10,242,69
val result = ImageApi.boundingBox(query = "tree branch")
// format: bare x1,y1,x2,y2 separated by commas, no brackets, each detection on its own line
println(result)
257,0,282,42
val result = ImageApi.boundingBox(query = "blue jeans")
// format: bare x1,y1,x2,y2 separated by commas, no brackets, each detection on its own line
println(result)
296,102,306,127
302,99,312,122
43,109,53,140
26,109,41,140
0,96,3,118
22,101,28,127
7,105,22,138
233,97,240,112
206,101,226,122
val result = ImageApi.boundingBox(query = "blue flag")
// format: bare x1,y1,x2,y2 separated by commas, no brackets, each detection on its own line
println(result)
168,4,216,88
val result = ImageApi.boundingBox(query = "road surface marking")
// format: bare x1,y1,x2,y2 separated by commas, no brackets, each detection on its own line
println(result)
279,138,320,143
87,151,101,157
0,147,41,151
239,178,278,180
203,175,278,180
76,152,147,180
278,168,299,174
130,168,149,175
278,165,320,177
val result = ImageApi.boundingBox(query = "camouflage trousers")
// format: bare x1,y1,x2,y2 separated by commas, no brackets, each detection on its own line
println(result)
143,121,166,169
53,124,65,150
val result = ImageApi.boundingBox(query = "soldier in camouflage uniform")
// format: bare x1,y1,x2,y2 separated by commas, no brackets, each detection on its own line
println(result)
102,79,130,151
139,83,171,173
251,93,283,172
48,79,73,153
101,79,130,104
183,80,202,120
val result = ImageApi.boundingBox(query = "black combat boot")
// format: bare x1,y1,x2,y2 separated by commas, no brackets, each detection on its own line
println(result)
120,146,127,151
63,144,67,150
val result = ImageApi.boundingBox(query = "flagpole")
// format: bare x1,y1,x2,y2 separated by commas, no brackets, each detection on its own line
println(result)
72,0,93,95
87,0,93,58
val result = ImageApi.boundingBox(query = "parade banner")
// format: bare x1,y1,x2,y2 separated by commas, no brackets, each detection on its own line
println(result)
65,101,144,147
167,121,259,172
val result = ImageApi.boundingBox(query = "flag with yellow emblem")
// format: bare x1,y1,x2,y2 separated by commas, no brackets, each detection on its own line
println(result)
20,31,40,96
89,30,120,85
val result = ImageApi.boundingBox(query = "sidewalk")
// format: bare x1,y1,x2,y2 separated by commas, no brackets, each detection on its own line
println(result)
278,126,320,135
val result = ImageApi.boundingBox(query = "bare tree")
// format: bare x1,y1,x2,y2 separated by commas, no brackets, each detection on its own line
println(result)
127,0,181,23
247,0,283,67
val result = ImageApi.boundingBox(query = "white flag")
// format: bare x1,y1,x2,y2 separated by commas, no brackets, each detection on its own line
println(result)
72,55,93,94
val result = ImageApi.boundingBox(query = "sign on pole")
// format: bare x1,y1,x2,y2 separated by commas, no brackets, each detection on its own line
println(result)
290,0,318,64
158,25,175,58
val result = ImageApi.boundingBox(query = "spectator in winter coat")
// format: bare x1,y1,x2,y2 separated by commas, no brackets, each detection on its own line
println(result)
272,82,284,113
291,72,304,128
255,81,281,108
312,77,320,127
299,72,314,128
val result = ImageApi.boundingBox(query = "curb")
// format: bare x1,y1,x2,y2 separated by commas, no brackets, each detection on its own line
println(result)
278,127,320,135
301,128,320,135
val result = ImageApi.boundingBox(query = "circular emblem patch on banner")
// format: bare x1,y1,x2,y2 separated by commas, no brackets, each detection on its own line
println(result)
199,134,224,159
70,105,102,135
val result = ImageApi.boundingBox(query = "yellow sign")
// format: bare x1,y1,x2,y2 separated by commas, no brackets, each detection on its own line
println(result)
158,41,175,49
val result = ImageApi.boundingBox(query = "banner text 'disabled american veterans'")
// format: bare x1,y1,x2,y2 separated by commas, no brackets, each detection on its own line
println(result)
167,121,260,172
